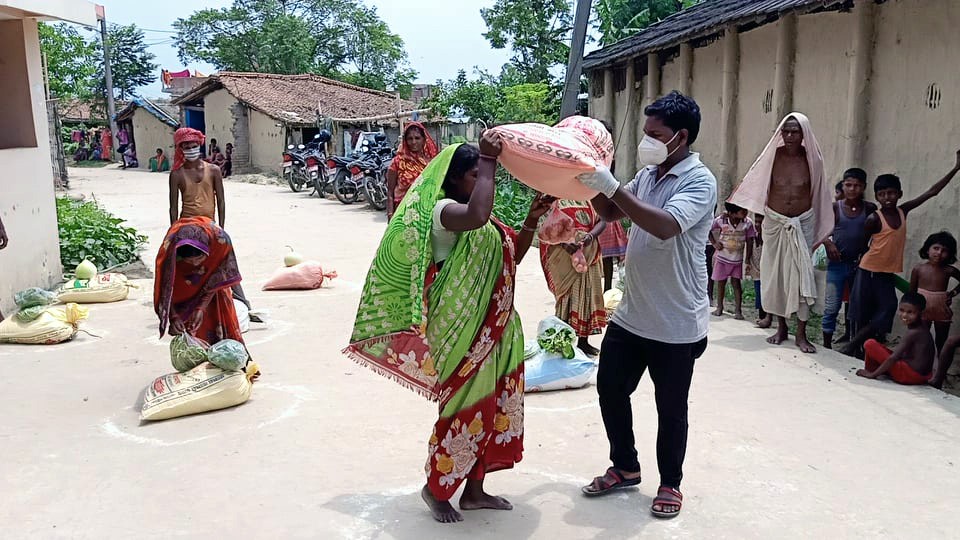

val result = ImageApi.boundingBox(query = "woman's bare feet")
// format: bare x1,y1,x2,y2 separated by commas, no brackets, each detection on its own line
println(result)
578,337,600,357
459,479,513,511
421,485,463,523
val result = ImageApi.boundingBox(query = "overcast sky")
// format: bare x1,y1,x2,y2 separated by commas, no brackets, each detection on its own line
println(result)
91,0,552,98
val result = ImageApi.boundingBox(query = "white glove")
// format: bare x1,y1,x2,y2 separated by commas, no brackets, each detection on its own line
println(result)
577,166,620,198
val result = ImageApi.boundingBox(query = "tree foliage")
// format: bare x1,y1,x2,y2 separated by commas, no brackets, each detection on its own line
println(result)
593,0,701,46
39,23,97,99
423,70,560,126
173,0,416,94
94,24,158,101
481,0,572,84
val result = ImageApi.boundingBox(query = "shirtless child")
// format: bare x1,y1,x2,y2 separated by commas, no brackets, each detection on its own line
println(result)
857,293,935,384
910,231,960,354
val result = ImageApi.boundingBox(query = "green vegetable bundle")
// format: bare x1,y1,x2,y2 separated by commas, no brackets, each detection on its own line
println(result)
537,326,576,359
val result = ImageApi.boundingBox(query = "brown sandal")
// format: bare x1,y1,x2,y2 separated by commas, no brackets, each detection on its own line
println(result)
581,467,641,497
651,486,682,518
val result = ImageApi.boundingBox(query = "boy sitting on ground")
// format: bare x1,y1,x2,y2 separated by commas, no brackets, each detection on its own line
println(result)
857,292,935,384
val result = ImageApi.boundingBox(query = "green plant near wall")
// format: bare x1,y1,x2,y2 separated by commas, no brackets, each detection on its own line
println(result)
56,198,147,272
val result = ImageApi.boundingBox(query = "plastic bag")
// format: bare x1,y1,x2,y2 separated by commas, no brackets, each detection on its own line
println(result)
170,334,210,373
537,316,576,359
603,288,622,315
262,261,337,291
538,204,576,245
492,116,613,200
571,248,588,273
234,299,250,333
140,361,260,421
15,305,47,323
207,339,248,372
813,245,828,271
525,346,597,392
523,339,541,360
14,287,58,309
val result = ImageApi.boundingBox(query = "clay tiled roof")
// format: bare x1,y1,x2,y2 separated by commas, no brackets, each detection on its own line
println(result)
173,72,419,125
583,0,856,69
58,99,129,123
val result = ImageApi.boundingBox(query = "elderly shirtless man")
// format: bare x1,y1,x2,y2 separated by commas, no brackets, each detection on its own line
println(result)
729,114,833,353
168,127,226,228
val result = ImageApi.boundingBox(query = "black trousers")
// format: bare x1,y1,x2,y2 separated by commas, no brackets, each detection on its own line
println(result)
597,322,707,489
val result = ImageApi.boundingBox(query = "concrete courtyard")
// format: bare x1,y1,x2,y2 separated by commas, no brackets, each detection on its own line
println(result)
1,165,957,539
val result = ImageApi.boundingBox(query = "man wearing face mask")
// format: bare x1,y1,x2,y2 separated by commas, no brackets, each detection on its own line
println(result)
577,92,716,520
169,127,227,228
728,114,832,354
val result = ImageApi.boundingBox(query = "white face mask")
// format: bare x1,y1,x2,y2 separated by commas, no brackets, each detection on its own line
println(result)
637,132,680,167
183,148,201,162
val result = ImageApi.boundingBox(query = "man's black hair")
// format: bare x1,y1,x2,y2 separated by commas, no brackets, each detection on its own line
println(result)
919,231,958,265
900,291,927,312
874,174,902,193
843,168,868,184
643,91,701,146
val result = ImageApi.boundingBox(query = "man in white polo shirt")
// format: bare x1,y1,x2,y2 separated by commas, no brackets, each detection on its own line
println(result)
578,92,717,519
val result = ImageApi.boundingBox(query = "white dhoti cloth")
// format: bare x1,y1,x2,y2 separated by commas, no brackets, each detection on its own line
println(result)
760,207,817,321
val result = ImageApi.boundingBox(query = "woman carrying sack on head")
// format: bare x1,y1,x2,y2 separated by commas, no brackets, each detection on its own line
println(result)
345,134,554,524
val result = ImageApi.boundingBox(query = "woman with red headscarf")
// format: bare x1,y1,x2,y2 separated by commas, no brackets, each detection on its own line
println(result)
154,216,244,345
386,121,438,219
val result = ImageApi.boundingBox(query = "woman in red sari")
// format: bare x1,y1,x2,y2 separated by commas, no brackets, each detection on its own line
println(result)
386,121,438,219
154,216,245,344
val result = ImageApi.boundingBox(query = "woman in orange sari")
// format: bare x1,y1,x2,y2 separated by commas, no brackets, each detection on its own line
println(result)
386,121,438,219
540,200,608,356
154,216,245,344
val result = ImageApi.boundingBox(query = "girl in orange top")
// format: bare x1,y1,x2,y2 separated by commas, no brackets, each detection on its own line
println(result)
842,154,960,356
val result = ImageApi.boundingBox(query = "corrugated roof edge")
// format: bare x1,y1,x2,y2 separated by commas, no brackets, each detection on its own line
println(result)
582,0,855,70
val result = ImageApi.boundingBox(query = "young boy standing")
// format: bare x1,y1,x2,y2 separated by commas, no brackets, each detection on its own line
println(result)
746,213,772,328
821,169,876,349
856,292,935,384
841,151,960,356
710,202,756,320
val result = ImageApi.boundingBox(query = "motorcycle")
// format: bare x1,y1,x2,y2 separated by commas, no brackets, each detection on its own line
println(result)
332,136,394,207
281,144,310,193
282,131,333,195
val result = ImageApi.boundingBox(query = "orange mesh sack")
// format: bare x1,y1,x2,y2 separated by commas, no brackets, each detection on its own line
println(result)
538,203,576,245
492,116,614,199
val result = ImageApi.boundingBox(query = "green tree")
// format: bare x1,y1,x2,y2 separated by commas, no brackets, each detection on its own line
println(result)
93,24,158,101
423,69,503,124
594,0,701,46
39,23,97,99
174,0,416,93
481,0,572,84
499,83,559,124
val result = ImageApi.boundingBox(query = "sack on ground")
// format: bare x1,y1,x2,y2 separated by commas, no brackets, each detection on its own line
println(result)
140,361,260,421
234,299,250,333
525,347,597,392
538,203,576,245
170,334,210,373
14,287,58,310
57,273,131,303
262,261,337,291
207,339,248,372
603,288,622,315
0,303,88,345
491,116,613,200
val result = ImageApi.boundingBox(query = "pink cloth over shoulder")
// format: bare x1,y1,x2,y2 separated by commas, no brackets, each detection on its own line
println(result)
728,113,833,248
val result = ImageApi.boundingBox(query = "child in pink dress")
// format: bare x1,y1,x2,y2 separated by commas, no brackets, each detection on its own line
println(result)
710,202,757,320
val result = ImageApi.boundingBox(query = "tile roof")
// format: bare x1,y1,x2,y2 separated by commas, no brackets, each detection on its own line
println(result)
172,72,419,124
583,0,856,70
58,99,128,123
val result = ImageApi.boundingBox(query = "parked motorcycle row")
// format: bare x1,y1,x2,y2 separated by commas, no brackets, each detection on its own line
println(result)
280,130,394,212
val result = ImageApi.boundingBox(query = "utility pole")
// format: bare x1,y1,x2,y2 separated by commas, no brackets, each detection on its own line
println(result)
560,0,592,119
97,4,118,160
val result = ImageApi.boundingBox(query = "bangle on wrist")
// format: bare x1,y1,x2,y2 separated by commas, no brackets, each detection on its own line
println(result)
521,221,537,232
479,154,498,162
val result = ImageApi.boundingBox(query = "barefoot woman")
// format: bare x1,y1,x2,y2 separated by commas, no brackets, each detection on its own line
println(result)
345,134,553,523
